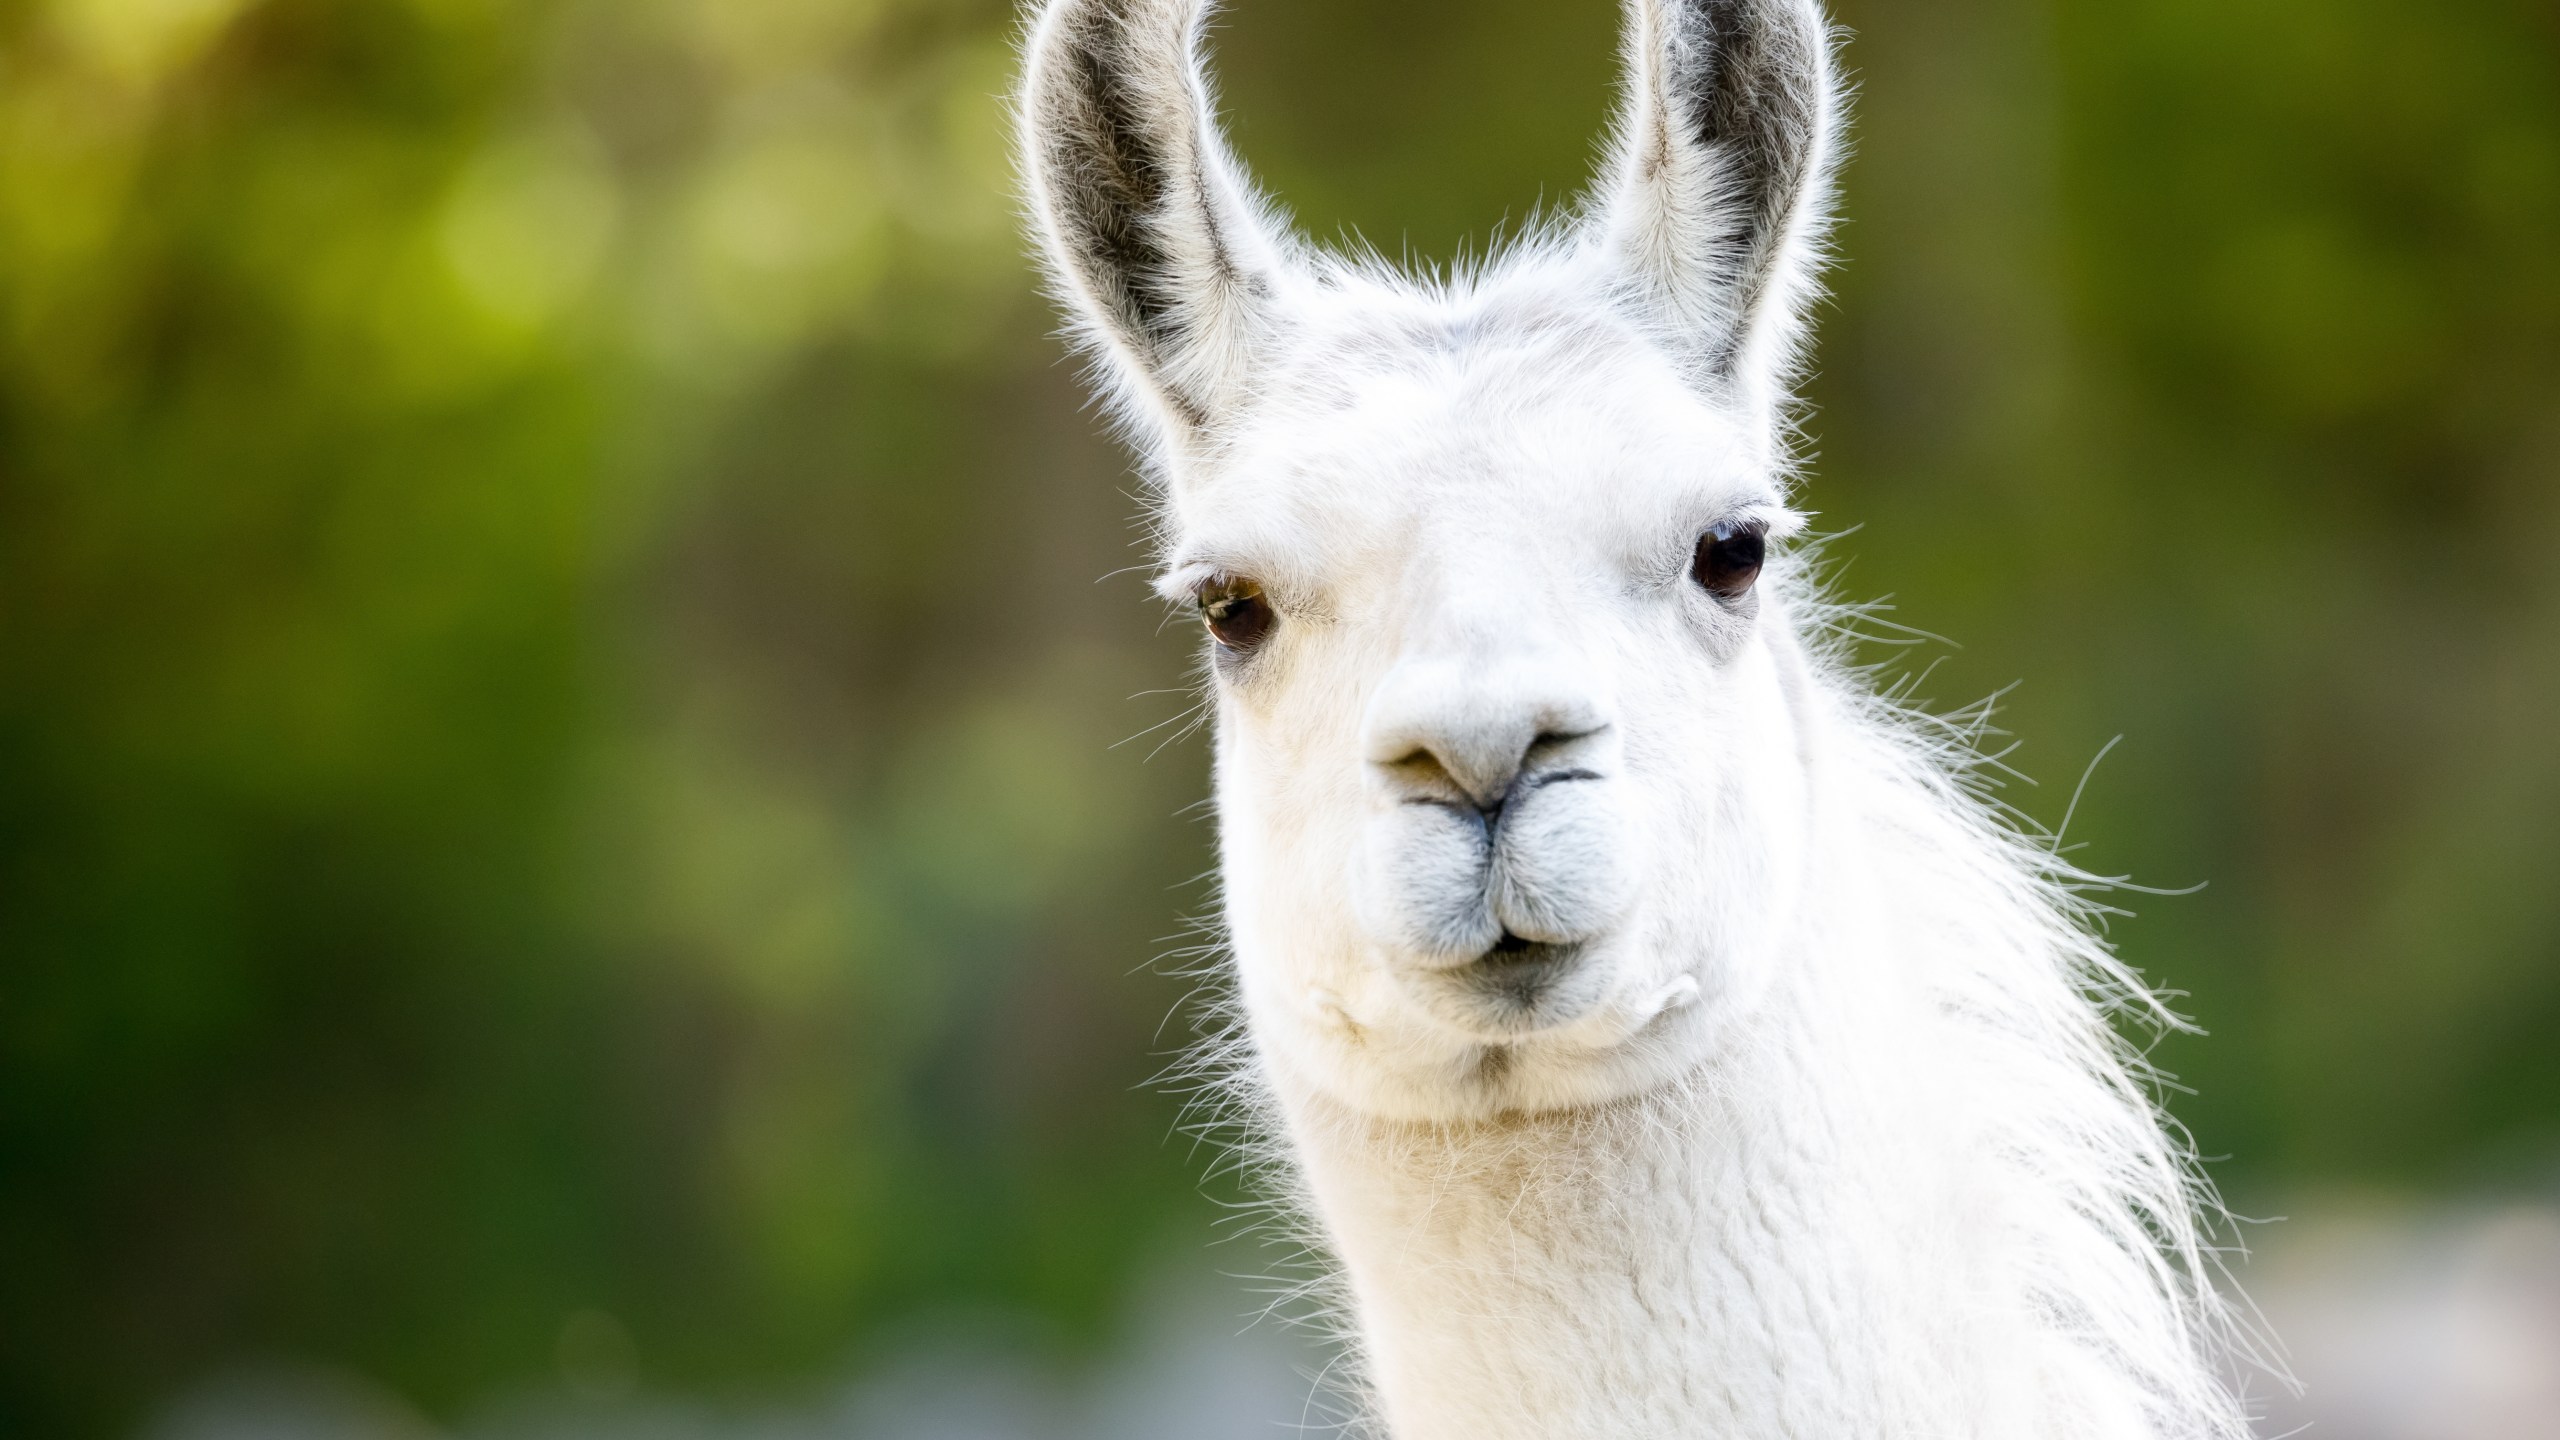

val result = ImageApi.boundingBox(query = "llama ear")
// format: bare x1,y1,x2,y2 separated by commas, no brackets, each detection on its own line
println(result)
1018,0,1293,443
1594,0,1841,413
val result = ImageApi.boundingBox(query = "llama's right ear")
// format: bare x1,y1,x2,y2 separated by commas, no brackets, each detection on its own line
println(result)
1018,0,1292,443
1593,0,1841,419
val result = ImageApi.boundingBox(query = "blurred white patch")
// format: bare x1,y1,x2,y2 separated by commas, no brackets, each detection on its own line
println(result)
2247,1202,2560,1440
149,1365,439,1440
149,1262,1337,1440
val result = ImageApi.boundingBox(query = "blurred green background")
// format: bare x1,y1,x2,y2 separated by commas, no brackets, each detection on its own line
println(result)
2,0,2556,1434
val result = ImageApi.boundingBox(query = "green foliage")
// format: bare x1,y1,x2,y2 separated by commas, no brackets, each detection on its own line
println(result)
0,0,2554,1434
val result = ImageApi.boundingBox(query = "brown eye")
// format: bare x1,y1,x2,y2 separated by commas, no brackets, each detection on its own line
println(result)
1690,520,1766,601
1195,576,1275,654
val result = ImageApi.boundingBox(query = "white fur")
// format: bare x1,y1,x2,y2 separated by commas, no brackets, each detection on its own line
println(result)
1016,2,2263,1436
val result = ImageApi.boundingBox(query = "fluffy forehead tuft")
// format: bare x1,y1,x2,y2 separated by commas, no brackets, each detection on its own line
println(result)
1247,261,1696,421
1156,263,1791,602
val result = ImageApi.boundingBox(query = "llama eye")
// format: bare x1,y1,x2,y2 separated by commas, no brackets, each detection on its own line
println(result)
1690,521,1766,601
1195,576,1275,654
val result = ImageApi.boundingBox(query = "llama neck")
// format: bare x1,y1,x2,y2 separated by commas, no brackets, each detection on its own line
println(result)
1272,929,2010,1440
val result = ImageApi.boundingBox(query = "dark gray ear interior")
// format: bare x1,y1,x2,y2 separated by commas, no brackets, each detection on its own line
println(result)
1610,0,1836,387
1680,0,1828,364
1042,10,1199,392
1023,0,1271,430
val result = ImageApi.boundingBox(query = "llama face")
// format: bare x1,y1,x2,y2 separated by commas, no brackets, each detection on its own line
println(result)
1020,0,1841,1119
1155,284,1815,1118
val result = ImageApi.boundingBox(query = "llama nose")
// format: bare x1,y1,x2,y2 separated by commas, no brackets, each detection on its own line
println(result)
1362,657,1611,808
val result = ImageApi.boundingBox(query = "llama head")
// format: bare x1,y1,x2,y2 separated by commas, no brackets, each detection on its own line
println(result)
1021,0,1841,1121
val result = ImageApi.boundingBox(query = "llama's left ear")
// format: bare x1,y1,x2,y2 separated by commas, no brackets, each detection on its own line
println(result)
1018,0,1295,450
1593,0,1841,416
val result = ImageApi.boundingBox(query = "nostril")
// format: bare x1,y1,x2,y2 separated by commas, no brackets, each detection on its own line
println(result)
1380,737,1610,817
1380,743,1505,814
1382,747,1472,804
1528,722,1610,754
1362,670,1612,806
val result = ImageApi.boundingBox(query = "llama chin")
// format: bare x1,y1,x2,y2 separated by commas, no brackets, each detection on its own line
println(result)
1018,2,2266,1436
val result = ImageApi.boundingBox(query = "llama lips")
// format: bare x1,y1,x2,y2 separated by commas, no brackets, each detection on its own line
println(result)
1456,932,1584,1011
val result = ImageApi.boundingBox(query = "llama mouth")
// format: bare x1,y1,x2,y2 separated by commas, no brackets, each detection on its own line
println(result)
1458,931,1583,1011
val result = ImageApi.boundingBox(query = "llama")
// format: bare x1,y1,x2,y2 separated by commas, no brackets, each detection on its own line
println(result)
1017,1,2259,1436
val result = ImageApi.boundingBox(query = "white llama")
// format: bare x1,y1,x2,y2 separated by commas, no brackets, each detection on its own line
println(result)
1017,1,2260,1436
